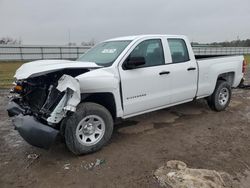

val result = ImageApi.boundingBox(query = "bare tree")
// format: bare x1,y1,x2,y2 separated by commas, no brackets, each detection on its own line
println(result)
0,37,22,45
67,42,77,46
81,38,95,46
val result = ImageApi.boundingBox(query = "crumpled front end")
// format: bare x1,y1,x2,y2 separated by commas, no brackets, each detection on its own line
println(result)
42,74,81,125
7,74,81,149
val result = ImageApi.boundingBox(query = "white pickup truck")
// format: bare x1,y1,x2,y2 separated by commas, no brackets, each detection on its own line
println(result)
7,35,246,155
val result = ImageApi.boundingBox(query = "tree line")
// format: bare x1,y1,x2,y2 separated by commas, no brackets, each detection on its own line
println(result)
192,39,250,47
0,36,95,46
1,36,249,47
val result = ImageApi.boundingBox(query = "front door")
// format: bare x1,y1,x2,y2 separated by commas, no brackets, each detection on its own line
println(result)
118,39,171,116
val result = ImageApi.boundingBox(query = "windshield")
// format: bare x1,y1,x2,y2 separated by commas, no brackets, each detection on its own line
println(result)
77,40,131,66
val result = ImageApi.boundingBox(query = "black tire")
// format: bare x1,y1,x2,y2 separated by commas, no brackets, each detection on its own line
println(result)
207,80,231,111
64,102,113,155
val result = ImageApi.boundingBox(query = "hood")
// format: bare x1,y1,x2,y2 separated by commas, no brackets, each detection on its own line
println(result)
14,60,101,80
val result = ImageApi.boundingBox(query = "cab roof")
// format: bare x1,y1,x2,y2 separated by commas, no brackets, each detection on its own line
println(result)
105,34,186,42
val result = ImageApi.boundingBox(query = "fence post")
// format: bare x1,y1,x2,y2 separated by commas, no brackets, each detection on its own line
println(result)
60,47,62,59
20,46,23,61
77,47,79,58
41,47,44,59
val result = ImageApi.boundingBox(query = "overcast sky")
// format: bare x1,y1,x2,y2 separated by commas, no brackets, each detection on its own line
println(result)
0,0,249,45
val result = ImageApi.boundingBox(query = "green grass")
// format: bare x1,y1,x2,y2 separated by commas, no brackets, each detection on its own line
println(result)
0,55,250,89
0,61,25,88
245,55,250,64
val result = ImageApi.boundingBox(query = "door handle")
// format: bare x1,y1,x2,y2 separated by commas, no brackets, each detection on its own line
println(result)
187,67,196,71
159,71,170,75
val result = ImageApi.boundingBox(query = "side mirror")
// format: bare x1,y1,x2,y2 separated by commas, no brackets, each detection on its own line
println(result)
124,56,146,69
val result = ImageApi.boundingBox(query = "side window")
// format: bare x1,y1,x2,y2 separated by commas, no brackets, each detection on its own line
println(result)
127,39,165,68
168,39,190,63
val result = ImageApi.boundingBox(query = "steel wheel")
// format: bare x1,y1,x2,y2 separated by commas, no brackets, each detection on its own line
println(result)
76,115,105,146
218,87,229,106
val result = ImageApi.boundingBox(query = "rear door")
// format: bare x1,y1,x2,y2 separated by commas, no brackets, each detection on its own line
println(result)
118,38,172,116
164,38,198,103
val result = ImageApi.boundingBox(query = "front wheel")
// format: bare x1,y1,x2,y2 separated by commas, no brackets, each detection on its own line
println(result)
207,80,232,111
64,102,113,155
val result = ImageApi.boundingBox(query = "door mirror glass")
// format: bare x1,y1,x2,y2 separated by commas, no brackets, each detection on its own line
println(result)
124,56,146,69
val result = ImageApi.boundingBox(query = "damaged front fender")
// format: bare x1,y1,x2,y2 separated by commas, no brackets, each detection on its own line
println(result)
46,75,81,124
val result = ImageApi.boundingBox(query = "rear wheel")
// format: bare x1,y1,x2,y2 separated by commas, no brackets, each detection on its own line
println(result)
207,80,231,111
64,102,113,155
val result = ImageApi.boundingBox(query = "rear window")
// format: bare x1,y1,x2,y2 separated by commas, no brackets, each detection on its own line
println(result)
168,39,190,63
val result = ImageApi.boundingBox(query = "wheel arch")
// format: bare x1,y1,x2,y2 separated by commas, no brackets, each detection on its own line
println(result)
217,72,235,86
207,72,234,97
81,92,117,120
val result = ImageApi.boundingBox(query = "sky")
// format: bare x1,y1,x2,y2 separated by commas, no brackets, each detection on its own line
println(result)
0,0,250,45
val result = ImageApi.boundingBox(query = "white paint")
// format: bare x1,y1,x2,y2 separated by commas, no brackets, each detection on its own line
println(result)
14,60,101,80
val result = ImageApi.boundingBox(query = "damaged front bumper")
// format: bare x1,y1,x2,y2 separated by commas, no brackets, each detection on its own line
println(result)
13,114,59,149
7,101,59,149
7,101,25,117
7,74,81,149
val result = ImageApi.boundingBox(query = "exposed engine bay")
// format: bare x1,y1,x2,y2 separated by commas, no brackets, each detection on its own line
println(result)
7,60,102,149
10,68,87,126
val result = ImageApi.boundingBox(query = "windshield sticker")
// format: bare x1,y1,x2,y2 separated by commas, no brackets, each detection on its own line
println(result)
102,49,117,54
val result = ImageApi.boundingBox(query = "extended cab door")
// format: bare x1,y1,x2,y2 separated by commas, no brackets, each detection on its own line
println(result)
118,38,172,117
164,37,198,104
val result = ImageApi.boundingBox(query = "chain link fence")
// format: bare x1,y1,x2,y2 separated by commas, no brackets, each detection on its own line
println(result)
0,45,250,61
0,45,91,61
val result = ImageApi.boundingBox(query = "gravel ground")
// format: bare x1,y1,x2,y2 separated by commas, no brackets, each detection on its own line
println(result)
1,69,250,188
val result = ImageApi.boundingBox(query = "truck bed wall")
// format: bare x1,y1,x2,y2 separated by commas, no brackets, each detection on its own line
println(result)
195,55,232,60
196,56,244,98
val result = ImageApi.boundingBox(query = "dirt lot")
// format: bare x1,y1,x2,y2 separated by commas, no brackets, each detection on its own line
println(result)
1,72,250,188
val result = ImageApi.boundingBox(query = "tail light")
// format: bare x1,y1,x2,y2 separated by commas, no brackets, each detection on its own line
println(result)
243,60,247,74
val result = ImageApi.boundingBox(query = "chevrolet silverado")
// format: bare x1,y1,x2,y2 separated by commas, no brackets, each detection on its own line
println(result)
7,35,246,155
